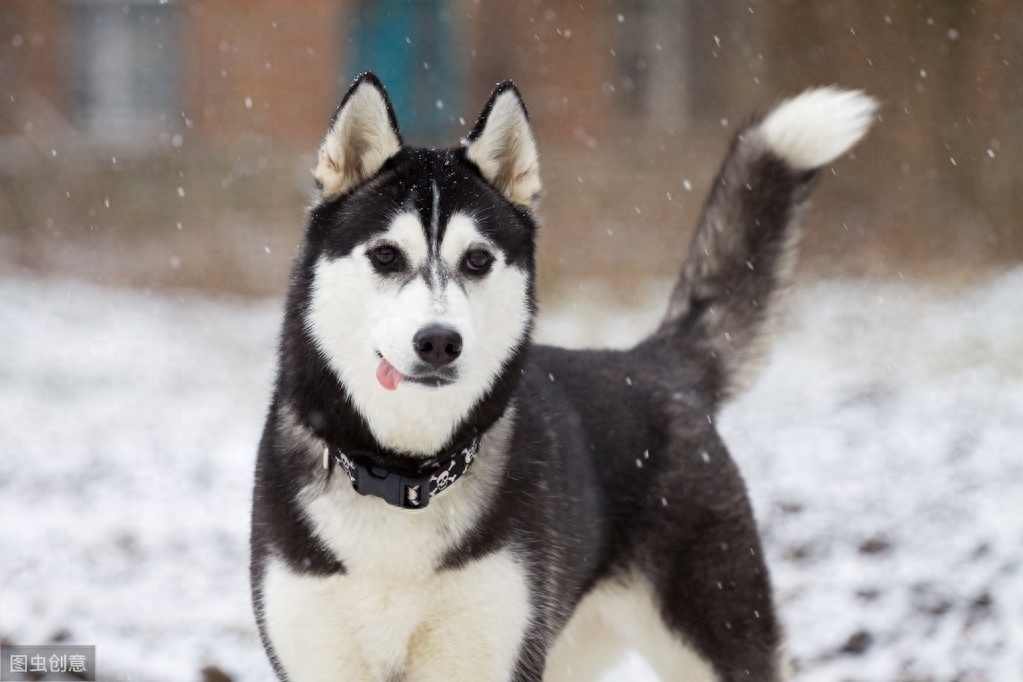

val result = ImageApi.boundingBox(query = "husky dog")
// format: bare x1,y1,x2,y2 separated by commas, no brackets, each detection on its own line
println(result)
250,73,875,681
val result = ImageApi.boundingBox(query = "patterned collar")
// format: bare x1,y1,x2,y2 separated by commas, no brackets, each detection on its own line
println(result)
322,436,481,510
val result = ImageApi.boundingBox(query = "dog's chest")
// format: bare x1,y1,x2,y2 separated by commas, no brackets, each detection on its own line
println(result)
260,484,532,681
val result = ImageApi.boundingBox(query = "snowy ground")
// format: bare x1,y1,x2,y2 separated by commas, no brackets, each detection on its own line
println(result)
1,269,1021,682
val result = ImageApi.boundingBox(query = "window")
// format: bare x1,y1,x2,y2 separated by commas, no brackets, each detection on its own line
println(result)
346,0,465,144
67,0,182,140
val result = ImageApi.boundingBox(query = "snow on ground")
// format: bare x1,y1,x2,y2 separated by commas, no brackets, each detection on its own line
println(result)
1,269,1021,681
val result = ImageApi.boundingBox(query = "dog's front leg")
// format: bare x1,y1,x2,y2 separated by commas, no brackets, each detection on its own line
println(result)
403,549,540,681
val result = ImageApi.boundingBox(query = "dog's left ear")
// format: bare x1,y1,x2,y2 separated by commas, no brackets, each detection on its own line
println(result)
464,82,541,208
314,73,403,200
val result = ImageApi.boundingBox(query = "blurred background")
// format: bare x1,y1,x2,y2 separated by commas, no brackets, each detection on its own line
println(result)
3,4,1023,681
2,0,1021,298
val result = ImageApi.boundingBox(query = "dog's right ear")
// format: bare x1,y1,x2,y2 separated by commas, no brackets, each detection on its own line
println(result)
314,73,403,200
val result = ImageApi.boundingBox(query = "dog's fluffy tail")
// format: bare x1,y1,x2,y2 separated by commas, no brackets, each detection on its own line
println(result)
653,87,876,407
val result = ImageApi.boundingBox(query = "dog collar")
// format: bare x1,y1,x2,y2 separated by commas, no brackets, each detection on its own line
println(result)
323,436,481,510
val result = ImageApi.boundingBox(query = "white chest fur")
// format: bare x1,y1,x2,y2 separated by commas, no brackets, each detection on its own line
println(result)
262,549,530,682
260,413,530,681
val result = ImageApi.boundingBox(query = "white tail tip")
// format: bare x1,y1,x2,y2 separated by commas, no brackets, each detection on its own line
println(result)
759,87,877,171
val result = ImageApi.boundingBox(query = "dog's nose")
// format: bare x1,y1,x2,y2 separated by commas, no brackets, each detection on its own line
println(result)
413,325,462,367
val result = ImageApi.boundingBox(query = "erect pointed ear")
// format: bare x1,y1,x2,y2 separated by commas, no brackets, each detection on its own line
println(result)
464,82,541,208
314,73,403,200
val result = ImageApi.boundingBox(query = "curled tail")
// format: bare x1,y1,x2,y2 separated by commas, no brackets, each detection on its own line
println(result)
654,87,876,407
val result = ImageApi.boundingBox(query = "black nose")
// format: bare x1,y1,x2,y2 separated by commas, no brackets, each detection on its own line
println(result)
413,325,462,367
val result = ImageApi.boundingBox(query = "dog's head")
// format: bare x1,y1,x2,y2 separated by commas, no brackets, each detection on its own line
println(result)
297,73,540,456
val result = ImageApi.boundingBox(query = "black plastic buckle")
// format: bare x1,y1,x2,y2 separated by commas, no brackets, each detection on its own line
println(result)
352,462,431,510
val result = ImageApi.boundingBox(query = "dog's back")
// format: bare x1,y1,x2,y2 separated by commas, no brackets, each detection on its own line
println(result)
251,75,874,681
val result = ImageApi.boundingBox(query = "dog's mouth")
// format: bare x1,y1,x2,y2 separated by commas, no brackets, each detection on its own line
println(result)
375,355,457,391
375,357,405,390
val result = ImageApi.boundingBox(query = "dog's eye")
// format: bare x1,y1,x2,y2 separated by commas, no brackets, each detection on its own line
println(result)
462,249,494,275
369,245,402,272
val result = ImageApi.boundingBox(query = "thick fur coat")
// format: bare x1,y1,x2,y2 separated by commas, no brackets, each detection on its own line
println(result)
250,74,875,681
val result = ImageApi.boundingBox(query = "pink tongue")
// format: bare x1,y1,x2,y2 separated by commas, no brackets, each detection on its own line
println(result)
376,358,404,391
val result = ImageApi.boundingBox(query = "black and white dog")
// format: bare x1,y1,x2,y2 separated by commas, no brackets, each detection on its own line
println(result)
250,73,875,681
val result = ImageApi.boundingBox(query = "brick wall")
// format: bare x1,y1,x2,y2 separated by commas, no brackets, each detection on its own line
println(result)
185,0,344,146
